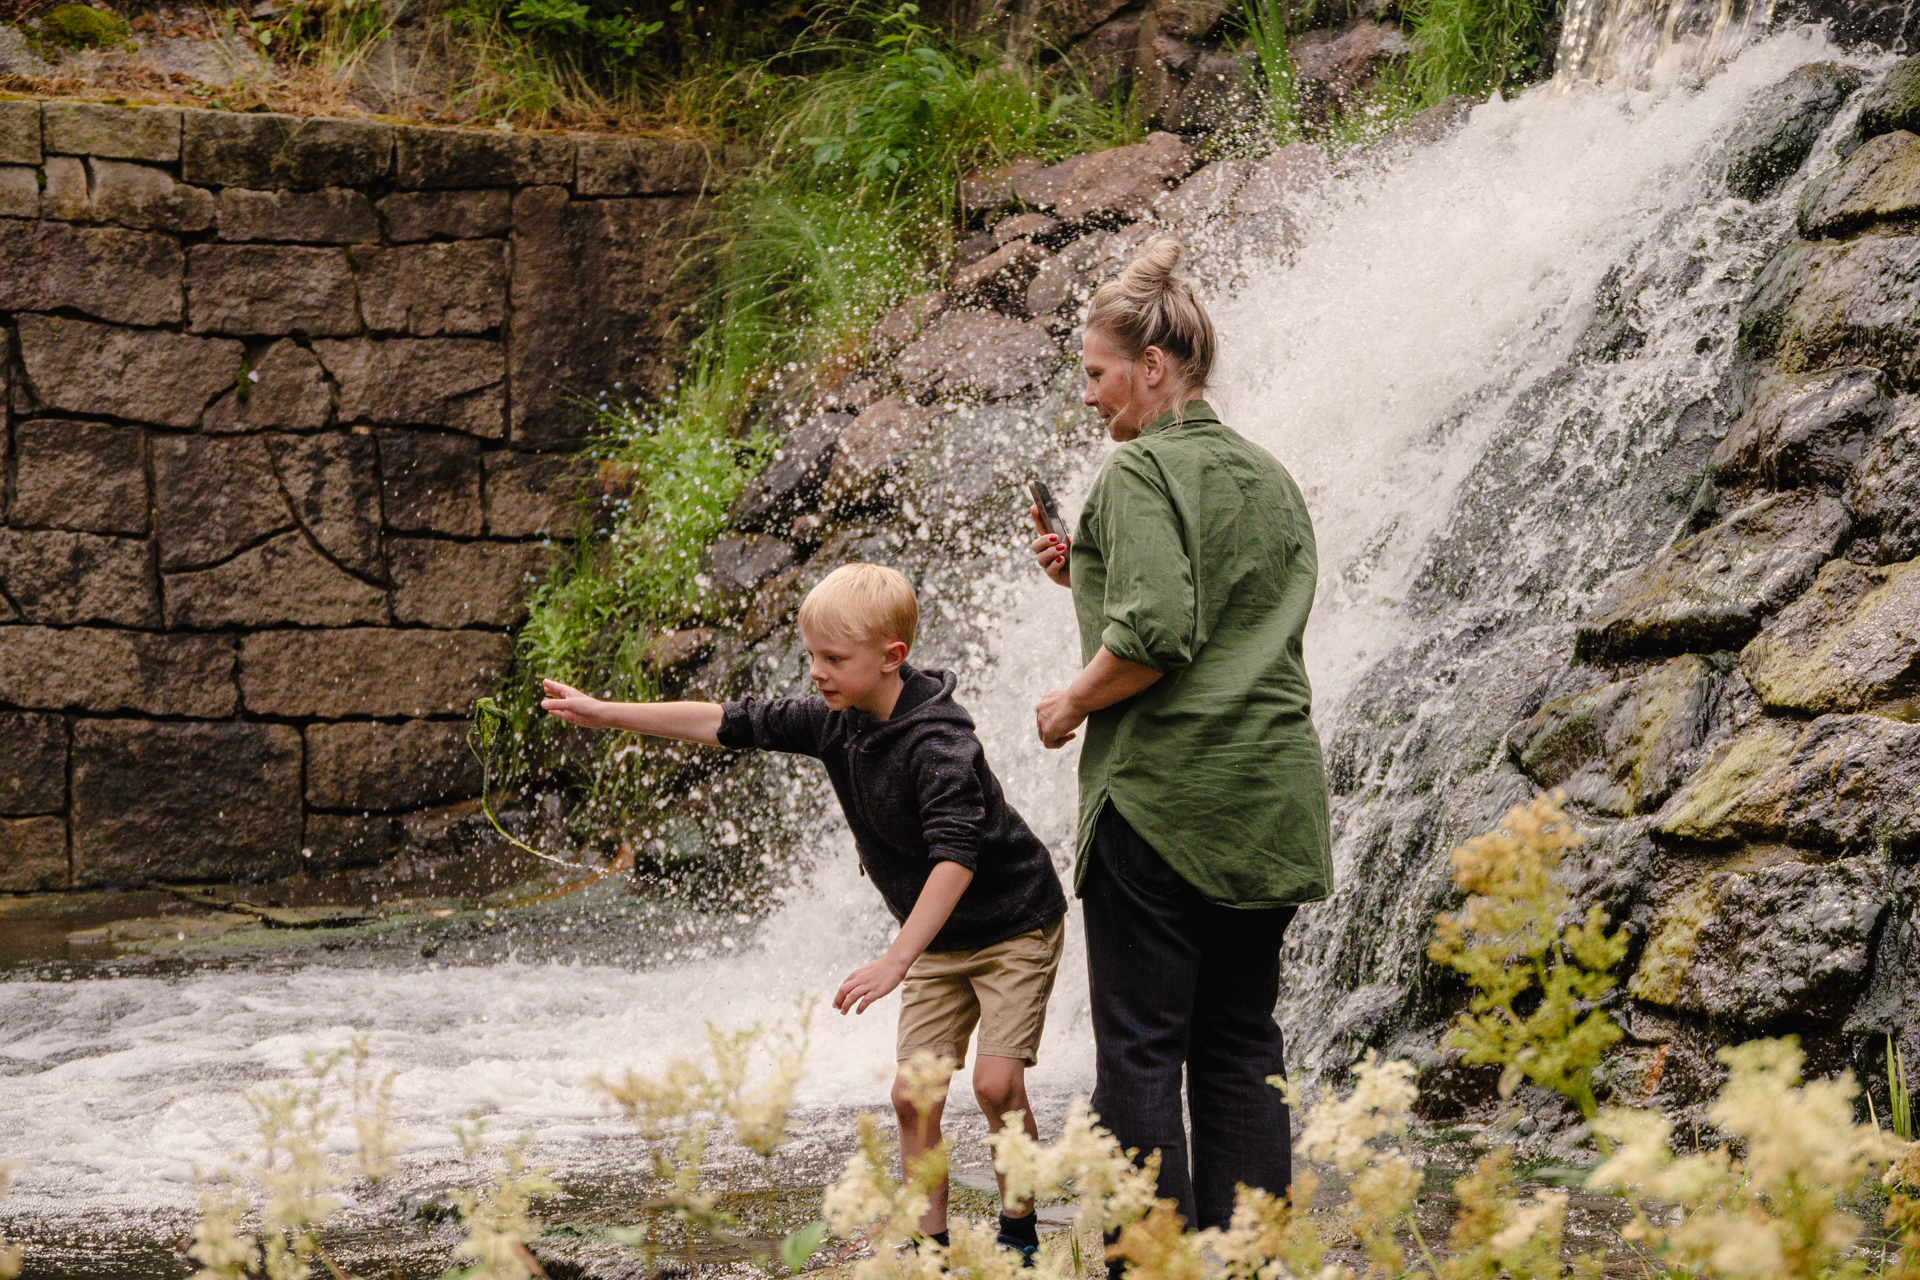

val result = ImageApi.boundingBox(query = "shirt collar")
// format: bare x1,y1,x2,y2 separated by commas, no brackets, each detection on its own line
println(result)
1137,399,1220,438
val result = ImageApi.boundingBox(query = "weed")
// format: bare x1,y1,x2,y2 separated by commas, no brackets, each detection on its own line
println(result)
1405,0,1560,101
1893,1036,1914,1144
1237,0,1303,147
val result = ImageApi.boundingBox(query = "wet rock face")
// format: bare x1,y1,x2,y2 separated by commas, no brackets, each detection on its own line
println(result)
1738,234,1920,388
1798,129,1920,239
1849,52,1920,149
1709,367,1887,489
1849,402,1920,560
1722,62,1862,201
1740,558,1920,715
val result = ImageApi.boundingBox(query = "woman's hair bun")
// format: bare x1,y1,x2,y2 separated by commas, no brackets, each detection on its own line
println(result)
1118,236,1185,292
1086,236,1216,388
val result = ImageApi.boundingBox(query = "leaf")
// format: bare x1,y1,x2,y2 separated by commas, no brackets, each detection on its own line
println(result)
779,1221,829,1274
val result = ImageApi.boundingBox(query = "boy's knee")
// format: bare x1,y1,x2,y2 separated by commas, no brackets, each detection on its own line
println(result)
972,1065,1025,1118
892,1074,946,1122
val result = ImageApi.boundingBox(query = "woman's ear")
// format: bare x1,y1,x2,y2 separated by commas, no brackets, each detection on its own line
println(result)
1137,345,1168,389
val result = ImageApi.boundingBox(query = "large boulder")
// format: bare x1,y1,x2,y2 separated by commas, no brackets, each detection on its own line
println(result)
1740,557,1920,715
729,412,846,534
1847,52,1920,151
827,396,943,499
1708,366,1887,489
1722,62,1862,201
1848,400,1920,560
1738,233,1920,389
1799,130,1920,239
1011,132,1197,224
1289,22,1411,125
895,310,1060,400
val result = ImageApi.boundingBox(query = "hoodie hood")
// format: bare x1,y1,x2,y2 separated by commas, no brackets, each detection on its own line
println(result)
849,665,974,742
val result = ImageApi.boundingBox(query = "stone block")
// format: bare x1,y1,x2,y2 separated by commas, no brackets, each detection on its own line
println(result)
959,159,1043,218
395,125,572,188
1800,129,1920,240
1850,401,1920,561
1741,558,1920,715
0,100,39,164
164,531,388,628
0,222,184,327
1710,366,1886,490
0,529,159,626
483,451,587,537
572,135,707,196
17,314,241,427
0,627,237,716
71,720,303,885
269,432,384,575
182,110,393,190
0,817,67,892
949,239,1049,313
187,244,362,337
306,720,482,810
0,166,37,218
0,712,67,815
217,187,381,243
704,534,798,598
377,430,483,535
1739,234,1920,390
1576,492,1853,659
1230,143,1327,216
509,187,708,446
152,434,293,570
40,155,89,220
729,413,844,533
828,396,942,495
302,812,404,870
240,628,512,718
204,340,334,433
93,161,217,236
43,102,182,161
1011,131,1195,223
377,188,512,242
389,538,546,627
10,418,148,535
357,241,507,335
895,311,1059,400
315,338,506,437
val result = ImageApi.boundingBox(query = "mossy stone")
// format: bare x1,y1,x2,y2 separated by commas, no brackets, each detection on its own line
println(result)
1722,62,1862,202
41,3,129,49
1850,53,1920,151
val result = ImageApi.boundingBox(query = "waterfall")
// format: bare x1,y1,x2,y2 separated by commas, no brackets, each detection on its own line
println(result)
1553,0,1773,86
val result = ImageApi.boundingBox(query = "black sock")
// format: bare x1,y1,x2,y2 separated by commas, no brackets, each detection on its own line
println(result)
918,1229,949,1250
997,1212,1038,1249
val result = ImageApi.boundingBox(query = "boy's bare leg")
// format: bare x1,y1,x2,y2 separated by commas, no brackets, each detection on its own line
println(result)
973,1055,1039,1217
892,1071,950,1237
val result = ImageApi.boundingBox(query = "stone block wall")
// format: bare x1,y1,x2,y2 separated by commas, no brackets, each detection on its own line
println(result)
0,100,717,890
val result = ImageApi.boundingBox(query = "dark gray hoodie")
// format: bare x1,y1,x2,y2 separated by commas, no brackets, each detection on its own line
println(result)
718,665,1066,952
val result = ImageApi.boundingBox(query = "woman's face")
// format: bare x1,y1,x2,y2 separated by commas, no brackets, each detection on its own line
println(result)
1082,327,1178,443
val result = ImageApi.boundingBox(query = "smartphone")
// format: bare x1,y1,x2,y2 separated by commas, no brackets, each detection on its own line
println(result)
1028,478,1065,539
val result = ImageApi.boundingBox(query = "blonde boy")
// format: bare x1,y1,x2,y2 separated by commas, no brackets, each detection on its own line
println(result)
541,563,1067,1259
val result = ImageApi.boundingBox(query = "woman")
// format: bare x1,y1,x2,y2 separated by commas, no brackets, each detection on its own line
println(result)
1030,238,1333,1237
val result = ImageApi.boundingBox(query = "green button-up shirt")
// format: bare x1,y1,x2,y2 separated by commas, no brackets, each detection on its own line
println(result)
1069,400,1333,909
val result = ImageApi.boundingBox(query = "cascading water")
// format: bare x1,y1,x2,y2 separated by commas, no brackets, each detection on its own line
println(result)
0,21,1887,1268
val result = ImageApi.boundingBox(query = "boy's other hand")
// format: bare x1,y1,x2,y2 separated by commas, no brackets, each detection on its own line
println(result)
540,678,605,728
835,954,910,1015
1029,506,1070,588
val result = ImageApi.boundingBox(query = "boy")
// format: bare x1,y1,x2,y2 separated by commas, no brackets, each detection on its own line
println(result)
540,562,1068,1261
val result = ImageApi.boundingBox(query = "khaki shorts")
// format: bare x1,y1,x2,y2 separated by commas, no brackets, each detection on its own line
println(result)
897,918,1065,1068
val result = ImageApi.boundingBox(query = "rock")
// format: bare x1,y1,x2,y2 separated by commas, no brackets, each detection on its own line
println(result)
1012,131,1196,224
89,161,215,233
873,290,948,351
1367,94,1478,159
0,529,159,626
315,338,507,437
187,245,362,337
378,189,512,242
483,452,587,538
896,310,1059,400
71,720,303,885
17,315,243,428
1576,492,1852,659
1510,654,1727,816
1135,21,1199,127
572,135,708,195
1025,254,1083,317
1152,156,1253,226
739,565,808,644
1708,366,1886,489
1740,558,1920,715
508,188,708,446
1656,713,1920,855
1231,143,1327,216
1722,62,1862,201
39,155,88,220
378,430,484,535
239,628,511,718
302,812,404,870
1079,15,1142,103
0,99,39,164
729,412,845,533
958,159,1041,219
0,712,66,815
396,126,571,188
1849,52,1920,149
204,340,334,433
0,221,184,326
992,212,1061,246
143,33,271,87
9,418,148,535
356,242,508,335
164,531,388,627
828,395,941,495
1041,0,1133,42
641,628,717,674
949,239,1050,312
151,434,293,570
1738,235,1920,390
0,627,237,717
217,187,382,244
389,538,547,627
0,818,67,892
1167,50,1261,134
1848,401,1920,560
305,721,482,811
182,110,393,190
1798,130,1920,239
1290,21,1411,122
42,102,182,161
0,165,35,218
1152,0,1234,38
704,534,798,597
269,432,385,575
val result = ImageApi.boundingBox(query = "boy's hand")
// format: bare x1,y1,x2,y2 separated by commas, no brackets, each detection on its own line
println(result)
1030,506,1070,588
540,678,606,729
835,954,911,1015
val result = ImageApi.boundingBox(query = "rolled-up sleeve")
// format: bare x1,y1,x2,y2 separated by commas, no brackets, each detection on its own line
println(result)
716,696,829,756
913,734,988,871
1095,458,1197,673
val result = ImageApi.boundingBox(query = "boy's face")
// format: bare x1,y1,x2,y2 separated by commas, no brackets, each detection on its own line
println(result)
802,624,908,715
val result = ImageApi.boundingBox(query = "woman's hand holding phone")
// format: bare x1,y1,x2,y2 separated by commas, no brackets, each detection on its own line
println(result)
1028,480,1071,588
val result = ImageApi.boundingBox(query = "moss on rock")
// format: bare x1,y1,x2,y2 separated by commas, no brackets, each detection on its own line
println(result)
41,3,128,48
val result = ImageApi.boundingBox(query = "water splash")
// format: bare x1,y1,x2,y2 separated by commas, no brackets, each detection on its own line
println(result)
1554,0,1772,87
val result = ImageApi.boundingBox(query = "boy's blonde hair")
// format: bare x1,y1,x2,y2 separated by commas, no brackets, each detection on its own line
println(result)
797,563,919,649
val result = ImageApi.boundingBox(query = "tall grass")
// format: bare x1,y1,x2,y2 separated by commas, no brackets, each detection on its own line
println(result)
1240,0,1303,146
1404,0,1561,100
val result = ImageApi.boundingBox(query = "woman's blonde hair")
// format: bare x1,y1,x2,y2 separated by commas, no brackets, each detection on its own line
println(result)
797,562,919,649
1084,236,1216,391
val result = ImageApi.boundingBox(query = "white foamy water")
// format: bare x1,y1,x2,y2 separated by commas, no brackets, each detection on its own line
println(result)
0,26,1867,1239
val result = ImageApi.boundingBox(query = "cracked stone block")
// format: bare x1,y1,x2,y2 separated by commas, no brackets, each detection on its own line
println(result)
17,314,241,427
0,223,184,327
152,434,293,570
0,529,159,626
90,159,216,233
395,126,572,187
0,712,67,815
356,241,507,335
483,452,587,538
43,102,182,161
377,430,483,535
305,720,482,810
377,188,512,242
240,628,511,718
0,627,237,717
388,538,547,627
10,418,148,535
187,244,362,337
315,338,506,438
204,340,334,434
0,817,67,891
217,187,381,244
163,530,388,627
182,110,393,190
268,432,384,576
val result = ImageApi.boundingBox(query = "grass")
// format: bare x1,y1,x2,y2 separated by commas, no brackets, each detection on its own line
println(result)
1404,0,1561,100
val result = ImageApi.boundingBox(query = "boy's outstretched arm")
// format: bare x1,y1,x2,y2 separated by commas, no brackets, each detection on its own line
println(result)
539,678,724,745
835,860,974,1015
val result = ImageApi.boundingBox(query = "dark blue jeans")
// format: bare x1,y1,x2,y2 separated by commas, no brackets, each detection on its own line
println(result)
1083,801,1297,1236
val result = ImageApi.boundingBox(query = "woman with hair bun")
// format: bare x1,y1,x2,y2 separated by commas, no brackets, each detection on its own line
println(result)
1029,236,1333,1244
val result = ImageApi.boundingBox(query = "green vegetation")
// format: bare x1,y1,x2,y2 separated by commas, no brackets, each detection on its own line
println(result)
41,2,127,47
1239,0,1303,146
1893,1036,1915,1143
1405,0,1561,100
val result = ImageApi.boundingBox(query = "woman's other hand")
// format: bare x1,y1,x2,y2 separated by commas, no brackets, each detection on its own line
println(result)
1035,687,1085,749
1030,505,1071,587
540,678,605,728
